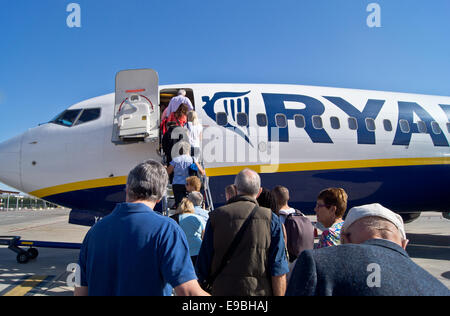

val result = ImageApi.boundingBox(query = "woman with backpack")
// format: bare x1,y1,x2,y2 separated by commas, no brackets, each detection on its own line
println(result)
161,103,189,136
166,141,205,209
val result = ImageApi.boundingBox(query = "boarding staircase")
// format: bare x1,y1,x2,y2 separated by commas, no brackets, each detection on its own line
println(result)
160,155,214,217
112,68,213,215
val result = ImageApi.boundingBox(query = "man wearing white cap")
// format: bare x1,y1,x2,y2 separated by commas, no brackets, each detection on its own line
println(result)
340,203,408,249
286,203,449,296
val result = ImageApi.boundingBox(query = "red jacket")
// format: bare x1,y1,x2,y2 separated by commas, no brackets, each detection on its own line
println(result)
161,113,187,135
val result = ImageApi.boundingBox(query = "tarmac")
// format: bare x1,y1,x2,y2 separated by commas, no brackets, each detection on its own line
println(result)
0,208,448,296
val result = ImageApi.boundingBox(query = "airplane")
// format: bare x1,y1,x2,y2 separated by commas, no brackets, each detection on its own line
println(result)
0,68,449,227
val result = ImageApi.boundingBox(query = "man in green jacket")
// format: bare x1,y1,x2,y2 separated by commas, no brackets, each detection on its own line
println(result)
196,168,289,296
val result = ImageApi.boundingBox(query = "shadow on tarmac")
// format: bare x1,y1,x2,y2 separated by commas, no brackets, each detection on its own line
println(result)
0,248,78,296
406,233,450,261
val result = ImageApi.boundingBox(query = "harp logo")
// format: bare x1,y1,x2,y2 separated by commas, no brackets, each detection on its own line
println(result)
202,91,253,145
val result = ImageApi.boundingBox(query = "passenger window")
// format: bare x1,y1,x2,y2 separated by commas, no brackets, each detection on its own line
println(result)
312,116,323,129
256,113,267,127
447,122,450,133
74,108,101,126
365,118,376,131
237,112,248,127
417,121,427,133
216,112,228,126
275,114,287,128
294,114,305,128
348,117,358,130
431,121,442,134
399,120,410,133
330,117,340,129
50,109,82,127
383,119,393,132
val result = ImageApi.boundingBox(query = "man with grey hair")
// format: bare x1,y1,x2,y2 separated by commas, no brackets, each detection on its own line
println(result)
187,191,209,222
75,160,209,296
286,203,449,296
196,168,289,296
234,168,261,196
163,89,194,120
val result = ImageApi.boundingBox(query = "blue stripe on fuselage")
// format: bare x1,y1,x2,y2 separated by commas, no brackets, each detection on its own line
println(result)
42,164,450,226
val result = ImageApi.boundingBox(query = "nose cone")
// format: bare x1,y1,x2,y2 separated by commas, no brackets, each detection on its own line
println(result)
0,134,23,191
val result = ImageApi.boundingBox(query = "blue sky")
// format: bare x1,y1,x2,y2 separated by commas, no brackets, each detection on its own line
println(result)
0,0,449,191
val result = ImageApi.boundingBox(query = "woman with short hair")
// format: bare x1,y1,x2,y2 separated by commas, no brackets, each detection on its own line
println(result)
176,198,206,266
314,188,348,248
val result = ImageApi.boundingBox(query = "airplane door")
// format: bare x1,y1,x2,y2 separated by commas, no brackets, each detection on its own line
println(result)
112,69,159,144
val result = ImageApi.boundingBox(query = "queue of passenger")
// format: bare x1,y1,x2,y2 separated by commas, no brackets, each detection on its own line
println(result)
75,160,450,296
74,95,449,296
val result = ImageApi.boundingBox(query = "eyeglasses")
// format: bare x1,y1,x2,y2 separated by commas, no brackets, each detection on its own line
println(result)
315,203,329,209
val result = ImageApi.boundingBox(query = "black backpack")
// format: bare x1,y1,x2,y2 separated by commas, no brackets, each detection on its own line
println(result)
284,210,315,262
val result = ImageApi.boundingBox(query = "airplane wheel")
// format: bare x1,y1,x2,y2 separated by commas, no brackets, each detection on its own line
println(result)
27,248,39,260
17,252,30,264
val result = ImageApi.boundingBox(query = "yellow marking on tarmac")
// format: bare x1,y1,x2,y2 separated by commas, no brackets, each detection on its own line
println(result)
3,275,48,296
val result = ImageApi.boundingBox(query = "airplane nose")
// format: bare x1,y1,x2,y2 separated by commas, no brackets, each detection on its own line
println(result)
0,134,23,191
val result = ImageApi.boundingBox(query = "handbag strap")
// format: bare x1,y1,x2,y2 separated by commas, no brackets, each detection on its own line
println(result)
207,204,259,286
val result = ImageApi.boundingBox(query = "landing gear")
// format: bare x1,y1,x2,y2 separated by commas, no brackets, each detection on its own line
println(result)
17,251,30,264
1,236,80,264
27,248,39,260
15,248,39,264
400,212,421,224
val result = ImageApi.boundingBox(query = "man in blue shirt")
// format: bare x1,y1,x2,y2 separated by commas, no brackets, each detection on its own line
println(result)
75,160,209,296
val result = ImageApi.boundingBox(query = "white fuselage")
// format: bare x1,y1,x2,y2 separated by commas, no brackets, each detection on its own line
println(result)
0,83,449,224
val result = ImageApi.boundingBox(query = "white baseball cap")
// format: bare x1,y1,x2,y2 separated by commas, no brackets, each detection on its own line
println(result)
342,203,407,240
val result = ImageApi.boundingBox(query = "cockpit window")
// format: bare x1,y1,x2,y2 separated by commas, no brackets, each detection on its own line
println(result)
50,109,82,127
74,108,101,126
50,108,101,127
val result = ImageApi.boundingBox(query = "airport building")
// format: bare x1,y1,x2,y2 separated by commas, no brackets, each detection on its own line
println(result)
0,190,60,211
